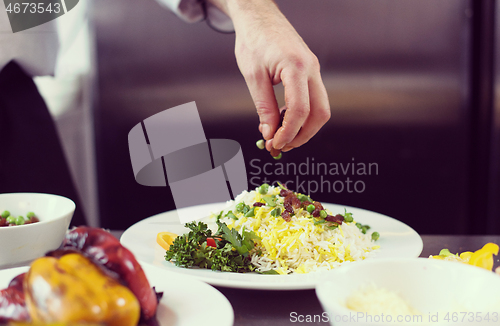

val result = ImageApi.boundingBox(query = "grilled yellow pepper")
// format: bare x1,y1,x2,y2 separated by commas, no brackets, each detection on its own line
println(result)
24,253,140,326
430,242,499,271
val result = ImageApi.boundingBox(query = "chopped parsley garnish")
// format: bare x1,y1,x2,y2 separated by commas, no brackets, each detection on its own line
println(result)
165,220,260,273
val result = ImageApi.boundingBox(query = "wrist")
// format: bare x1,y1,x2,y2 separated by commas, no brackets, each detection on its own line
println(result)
207,0,280,25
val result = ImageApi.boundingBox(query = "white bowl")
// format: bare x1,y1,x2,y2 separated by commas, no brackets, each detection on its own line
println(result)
316,258,500,326
0,193,75,268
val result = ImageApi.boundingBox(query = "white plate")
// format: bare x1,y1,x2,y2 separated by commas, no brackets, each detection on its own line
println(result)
121,203,423,290
0,264,234,326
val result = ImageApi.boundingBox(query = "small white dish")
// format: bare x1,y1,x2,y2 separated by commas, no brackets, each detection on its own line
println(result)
316,258,500,326
121,202,423,290
0,193,75,268
0,263,234,326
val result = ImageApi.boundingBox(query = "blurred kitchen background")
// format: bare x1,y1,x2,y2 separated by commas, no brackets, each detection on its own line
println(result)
40,0,500,234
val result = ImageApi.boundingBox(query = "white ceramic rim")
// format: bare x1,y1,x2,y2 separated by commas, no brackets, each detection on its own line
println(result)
0,192,76,229
121,202,424,290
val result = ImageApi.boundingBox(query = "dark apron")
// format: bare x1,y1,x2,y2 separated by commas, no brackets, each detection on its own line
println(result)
0,61,86,226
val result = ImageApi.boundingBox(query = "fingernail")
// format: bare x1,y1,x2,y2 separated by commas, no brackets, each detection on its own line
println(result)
262,124,272,140
266,139,273,151
273,141,284,150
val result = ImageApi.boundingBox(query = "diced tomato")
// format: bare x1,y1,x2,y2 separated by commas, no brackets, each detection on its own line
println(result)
206,237,217,248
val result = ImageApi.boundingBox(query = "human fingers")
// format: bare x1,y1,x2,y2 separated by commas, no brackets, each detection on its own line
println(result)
243,69,281,141
265,138,273,151
272,67,310,150
280,72,330,152
264,138,282,157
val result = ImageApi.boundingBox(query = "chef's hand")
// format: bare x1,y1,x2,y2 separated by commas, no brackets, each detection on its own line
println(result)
208,0,331,155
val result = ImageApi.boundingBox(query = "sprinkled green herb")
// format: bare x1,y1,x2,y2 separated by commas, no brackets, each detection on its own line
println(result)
165,221,259,273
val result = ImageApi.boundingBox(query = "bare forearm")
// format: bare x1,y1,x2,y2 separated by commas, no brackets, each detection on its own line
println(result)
207,0,279,20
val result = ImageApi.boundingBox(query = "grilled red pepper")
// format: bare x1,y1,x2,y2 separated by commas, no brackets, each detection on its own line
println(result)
60,226,158,320
0,273,29,323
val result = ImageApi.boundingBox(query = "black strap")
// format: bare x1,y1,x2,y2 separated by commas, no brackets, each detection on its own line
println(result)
0,61,86,226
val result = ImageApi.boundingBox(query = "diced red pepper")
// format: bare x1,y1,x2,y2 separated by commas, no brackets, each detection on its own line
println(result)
206,237,217,248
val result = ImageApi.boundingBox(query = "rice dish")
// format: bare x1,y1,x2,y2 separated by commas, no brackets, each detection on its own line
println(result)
215,185,380,274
